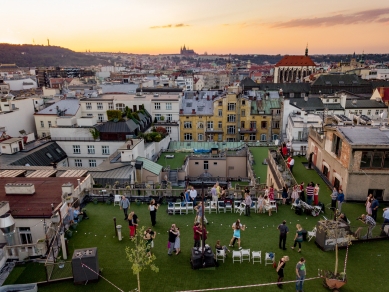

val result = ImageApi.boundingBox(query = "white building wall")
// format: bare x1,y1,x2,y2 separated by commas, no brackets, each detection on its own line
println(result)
0,98,36,137
0,218,46,245
4,78,38,91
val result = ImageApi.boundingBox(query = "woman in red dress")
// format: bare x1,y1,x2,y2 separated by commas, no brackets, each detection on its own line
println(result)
269,186,275,200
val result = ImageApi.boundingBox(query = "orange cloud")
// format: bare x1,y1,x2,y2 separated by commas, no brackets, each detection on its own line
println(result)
150,23,190,29
270,8,389,28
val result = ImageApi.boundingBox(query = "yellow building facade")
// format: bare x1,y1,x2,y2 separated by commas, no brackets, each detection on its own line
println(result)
179,91,281,142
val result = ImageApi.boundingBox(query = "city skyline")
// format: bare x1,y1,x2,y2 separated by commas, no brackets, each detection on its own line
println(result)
2,0,389,55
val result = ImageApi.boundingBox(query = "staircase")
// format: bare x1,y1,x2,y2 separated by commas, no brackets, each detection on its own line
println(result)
168,170,178,186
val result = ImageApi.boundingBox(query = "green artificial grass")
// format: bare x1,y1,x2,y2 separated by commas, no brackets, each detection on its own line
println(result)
249,147,269,183
157,153,188,170
5,156,389,291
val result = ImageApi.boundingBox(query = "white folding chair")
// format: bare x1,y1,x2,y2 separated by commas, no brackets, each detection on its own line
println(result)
232,250,242,263
234,201,241,213
225,200,233,213
307,227,317,242
186,202,194,214
217,201,226,213
241,249,250,262
236,202,246,216
252,251,262,264
270,201,277,213
265,252,275,266
215,249,226,263
114,195,121,207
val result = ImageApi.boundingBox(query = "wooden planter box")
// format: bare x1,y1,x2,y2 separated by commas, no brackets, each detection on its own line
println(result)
324,278,346,290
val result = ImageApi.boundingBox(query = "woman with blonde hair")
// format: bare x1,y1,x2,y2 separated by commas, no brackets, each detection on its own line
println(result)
291,224,303,252
276,255,290,288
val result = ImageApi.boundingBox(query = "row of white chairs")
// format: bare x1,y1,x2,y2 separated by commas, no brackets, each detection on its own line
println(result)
206,200,277,215
216,249,275,265
167,202,195,215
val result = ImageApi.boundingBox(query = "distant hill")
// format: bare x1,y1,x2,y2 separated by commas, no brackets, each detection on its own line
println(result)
0,43,110,67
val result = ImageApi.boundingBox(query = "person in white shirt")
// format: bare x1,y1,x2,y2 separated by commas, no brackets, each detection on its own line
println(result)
289,156,295,172
286,141,292,155
189,186,198,205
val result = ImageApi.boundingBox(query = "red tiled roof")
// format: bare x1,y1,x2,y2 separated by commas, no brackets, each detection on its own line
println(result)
275,55,316,67
0,177,84,218
378,87,389,101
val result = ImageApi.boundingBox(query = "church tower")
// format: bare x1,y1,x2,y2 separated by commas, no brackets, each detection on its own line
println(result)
305,44,308,56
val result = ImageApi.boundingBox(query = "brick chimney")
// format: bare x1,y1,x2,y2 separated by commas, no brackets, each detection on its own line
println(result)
192,109,196,114
179,109,183,114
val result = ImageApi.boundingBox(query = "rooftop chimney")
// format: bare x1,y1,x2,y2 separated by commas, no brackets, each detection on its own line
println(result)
192,109,196,114
179,109,183,114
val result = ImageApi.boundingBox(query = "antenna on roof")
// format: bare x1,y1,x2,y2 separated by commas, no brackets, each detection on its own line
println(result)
305,43,308,56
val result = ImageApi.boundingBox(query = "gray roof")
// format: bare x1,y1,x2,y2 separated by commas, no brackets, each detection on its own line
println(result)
182,91,214,115
101,84,138,93
36,99,80,116
312,74,371,86
345,100,387,109
370,80,389,90
256,83,311,93
289,97,325,111
338,127,389,145
1,142,68,166
98,120,139,133
136,157,163,175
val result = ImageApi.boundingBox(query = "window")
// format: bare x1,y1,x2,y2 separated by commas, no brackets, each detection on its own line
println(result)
218,121,222,129
47,121,52,128
89,159,97,167
249,134,256,141
241,110,245,117
361,151,389,169
218,134,223,141
198,122,204,129
242,100,246,106
87,113,93,117
102,146,110,155
260,134,267,141
42,133,46,138
40,121,44,128
218,101,222,106
375,110,379,115
116,103,125,111
218,109,222,117
204,161,209,170
227,114,236,122
155,103,161,110
73,145,80,154
184,133,192,141
207,121,213,129
358,110,362,115
250,121,256,129
87,145,95,154
184,121,192,128
108,103,114,110
46,152,53,159
227,125,235,134
167,114,172,121
86,102,92,110
198,134,204,141
367,110,371,115
55,148,62,154
166,126,171,133
331,134,342,157
227,103,236,111
275,109,281,115
272,134,279,141
155,114,161,121
227,138,235,142
240,134,245,141
261,121,267,129
98,114,104,122
75,159,82,167
334,99,338,102
272,121,280,129
18,227,32,245
97,102,103,110
166,103,172,110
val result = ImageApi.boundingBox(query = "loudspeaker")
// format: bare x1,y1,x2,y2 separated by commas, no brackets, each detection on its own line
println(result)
295,207,302,215
191,248,202,269
72,248,99,284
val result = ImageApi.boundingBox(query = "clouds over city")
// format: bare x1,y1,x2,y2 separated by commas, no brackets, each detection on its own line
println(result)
150,23,190,29
270,8,389,28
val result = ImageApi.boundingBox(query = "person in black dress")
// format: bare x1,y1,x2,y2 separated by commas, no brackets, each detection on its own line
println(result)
148,199,159,227
276,255,289,288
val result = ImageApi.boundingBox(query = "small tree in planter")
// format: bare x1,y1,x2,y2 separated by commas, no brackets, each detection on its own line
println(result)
125,226,159,292
319,217,351,291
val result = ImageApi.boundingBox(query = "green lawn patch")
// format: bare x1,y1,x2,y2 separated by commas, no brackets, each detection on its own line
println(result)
157,153,188,169
249,147,269,183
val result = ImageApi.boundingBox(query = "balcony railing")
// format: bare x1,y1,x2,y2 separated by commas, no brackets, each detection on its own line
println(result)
2,242,47,261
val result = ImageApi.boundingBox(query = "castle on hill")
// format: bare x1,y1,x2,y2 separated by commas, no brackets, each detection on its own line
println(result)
180,45,197,56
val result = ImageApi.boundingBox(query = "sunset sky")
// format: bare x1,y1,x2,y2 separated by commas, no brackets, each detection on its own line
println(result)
2,0,388,55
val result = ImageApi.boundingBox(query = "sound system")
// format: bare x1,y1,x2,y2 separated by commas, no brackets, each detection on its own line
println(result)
72,247,99,284
190,246,216,269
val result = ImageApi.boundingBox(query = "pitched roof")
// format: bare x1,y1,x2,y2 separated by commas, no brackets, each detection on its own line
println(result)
98,120,139,133
288,97,325,111
377,87,389,101
275,55,316,67
370,80,389,90
9,142,67,166
338,127,389,146
136,157,163,175
311,74,371,86
240,77,258,88
345,99,387,109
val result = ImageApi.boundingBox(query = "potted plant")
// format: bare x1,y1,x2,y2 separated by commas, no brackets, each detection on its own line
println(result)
65,196,73,203
71,222,78,230
93,197,98,205
135,199,141,206
106,199,112,205
89,128,100,141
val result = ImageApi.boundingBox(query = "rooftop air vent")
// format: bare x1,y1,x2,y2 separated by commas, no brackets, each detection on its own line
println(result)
5,183,35,195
